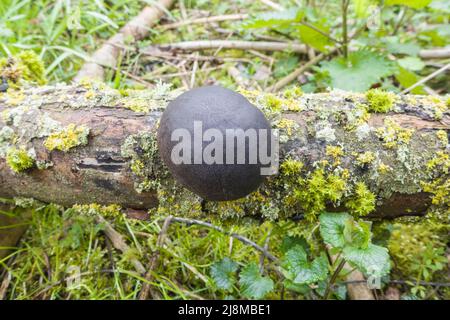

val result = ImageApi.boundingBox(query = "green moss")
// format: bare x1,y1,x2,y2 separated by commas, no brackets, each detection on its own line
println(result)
388,219,448,297
284,168,348,221
283,86,303,99
6,147,35,173
44,124,90,152
265,94,283,112
345,182,375,217
426,151,450,174
365,89,394,113
0,51,47,86
280,159,304,176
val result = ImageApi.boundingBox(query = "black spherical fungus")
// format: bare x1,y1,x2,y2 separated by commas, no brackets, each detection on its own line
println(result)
157,86,272,201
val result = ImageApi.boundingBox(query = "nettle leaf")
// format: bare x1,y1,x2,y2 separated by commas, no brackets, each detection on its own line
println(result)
397,56,425,71
320,50,395,91
297,22,333,52
395,66,426,94
343,244,391,277
244,9,303,29
239,262,274,299
280,235,309,254
320,212,372,249
319,212,351,248
385,0,432,9
282,245,329,284
210,258,238,291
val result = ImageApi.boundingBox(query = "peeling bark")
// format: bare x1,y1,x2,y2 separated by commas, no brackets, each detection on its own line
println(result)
0,84,448,219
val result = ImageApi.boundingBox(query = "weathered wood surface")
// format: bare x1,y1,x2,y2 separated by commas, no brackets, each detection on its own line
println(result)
0,84,448,219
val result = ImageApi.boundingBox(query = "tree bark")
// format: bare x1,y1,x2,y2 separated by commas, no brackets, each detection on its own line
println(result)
0,84,448,219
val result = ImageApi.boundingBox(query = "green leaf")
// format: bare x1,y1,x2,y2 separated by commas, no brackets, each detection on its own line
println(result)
397,56,425,71
282,245,329,284
280,235,309,254
274,56,299,78
343,244,391,277
353,0,375,18
297,22,333,52
320,50,395,91
239,262,274,299
385,37,421,55
244,9,303,29
395,66,426,94
210,258,238,291
385,0,432,9
319,212,352,248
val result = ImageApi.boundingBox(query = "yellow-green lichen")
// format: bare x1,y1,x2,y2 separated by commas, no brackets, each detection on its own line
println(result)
6,147,35,173
280,159,304,176
44,124,90,152
355,151,375,167
377,163,391,174
365,89,394,113
426,151,450,174
436,130,448,147
326,145,344,165
345,182,375,217
376,118,414,148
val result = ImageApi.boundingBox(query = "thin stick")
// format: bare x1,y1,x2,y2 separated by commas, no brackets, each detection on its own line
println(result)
401,62,450,94
268,52,328,92
259,0,284,11
138,216,173,300
150,40,308,54
95,215,146,275
167,217,278,262
160,13,249,29
74,0,175,81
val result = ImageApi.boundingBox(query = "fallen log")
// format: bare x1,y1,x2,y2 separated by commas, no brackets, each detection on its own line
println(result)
0,83,448,219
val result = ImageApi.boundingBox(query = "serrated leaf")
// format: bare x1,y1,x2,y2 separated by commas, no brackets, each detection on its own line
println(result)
282,245,329,284
210,258,238,291
280,235,309,254
385,0,432,9
395,66,426,94
343,244,391,277
319,212,352,248
397,56,425,71
244,9,303,29
239,262,274,299
297,22,332,52
320,50,395,91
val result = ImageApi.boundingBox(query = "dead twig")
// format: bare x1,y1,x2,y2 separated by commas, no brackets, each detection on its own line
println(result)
401,62,450,94
74,0,175,81
268,51,331,92
95,215,146,275
167,217,278,262
160,13,249,29
138,216,173,300
149,40,308,54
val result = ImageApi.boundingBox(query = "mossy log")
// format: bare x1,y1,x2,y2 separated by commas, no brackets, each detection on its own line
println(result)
0,83,448,220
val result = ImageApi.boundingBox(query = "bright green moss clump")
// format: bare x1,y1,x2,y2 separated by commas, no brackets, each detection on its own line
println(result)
346,182,375,216
44,124,90,152
365,89,394,113
6,147,35,173
0,50,47,86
